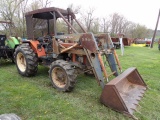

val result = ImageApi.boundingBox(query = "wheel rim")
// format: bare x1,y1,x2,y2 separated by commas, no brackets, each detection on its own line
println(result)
17,52,26,72
51,67,67,88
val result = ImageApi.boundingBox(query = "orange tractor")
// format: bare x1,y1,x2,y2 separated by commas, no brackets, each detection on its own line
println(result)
14,7,147,119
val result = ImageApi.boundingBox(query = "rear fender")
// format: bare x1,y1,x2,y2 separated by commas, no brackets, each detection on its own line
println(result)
24,40,46,57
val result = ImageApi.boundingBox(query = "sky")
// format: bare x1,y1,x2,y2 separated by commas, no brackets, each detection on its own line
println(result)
51,0,160,30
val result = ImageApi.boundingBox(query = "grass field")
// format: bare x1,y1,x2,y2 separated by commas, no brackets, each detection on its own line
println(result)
0,44,160,120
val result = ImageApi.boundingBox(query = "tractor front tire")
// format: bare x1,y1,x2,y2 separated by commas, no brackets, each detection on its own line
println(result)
14,43,38,76
49,60,77,92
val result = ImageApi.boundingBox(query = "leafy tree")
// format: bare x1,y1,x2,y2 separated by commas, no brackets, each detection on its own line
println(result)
131,24,149,38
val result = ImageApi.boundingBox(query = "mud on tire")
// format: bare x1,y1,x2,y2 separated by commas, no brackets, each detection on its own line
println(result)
14,43,38,76
49,60,77,92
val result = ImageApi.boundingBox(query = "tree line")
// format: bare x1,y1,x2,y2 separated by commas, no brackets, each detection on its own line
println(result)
0,0,151,39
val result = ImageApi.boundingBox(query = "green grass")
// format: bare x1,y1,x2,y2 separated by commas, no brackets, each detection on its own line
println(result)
156,36,160,39
0,44,160,120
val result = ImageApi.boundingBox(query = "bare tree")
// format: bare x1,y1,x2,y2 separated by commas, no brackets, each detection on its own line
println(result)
39,0,52,7
80,8,95,32
108,13,137,37
14,0,29,37
0,0,53,37
27,0,52,10
0,1,150,38
100,17,110,33
68,4,81,14
91,18,100,33
109,13,125,36
109,13,119,36
0,0,26,36
123,21,136,38
0,0,24,22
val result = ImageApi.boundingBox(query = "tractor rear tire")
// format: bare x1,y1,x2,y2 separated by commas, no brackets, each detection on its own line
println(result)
49,60,77,92
14,43,38,76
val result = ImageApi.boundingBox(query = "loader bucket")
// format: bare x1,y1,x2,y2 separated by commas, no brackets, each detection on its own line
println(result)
100,67,147,118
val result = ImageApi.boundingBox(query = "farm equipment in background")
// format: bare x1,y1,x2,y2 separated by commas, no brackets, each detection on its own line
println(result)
111,38,121,49
133,38,151,47
0,21,20,62
14,7,147,119
145,39,152,47
111,37,132,49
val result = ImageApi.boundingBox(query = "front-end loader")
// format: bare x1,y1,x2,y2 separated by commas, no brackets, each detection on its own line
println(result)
14,7,147,119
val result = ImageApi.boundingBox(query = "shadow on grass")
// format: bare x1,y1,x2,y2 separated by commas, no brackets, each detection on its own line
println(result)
36,65,49,76
0,60,14,68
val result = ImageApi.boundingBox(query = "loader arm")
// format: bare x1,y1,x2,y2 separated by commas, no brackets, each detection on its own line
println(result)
56,32,121,88
79,33,119,88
